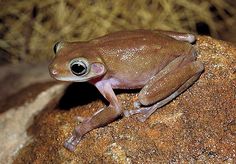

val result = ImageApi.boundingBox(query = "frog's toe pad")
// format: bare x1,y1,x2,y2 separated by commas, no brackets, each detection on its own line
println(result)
187,34,196,43
123,109,141,117
123,108,149,118
123,110,131,117
133,101,141,109
64,141,76,152
137,114,148,122
64,135,81,151
124,109,149,122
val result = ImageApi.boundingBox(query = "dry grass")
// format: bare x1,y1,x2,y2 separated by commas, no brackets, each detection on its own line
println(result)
0,0,235,63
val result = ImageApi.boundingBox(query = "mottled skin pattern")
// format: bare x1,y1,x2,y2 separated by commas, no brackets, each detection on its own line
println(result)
49,29,204,151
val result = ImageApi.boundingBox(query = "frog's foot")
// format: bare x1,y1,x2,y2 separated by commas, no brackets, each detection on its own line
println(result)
124,108,144,117
136,106,157,122
123,101,143,117
65,116,92,151
64,130,82,151
64,121,90,151
123,106,155,122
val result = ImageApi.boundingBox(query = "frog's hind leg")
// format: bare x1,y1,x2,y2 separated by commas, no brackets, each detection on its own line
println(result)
137,71,202,122
124,55,204,122
154,30,196,43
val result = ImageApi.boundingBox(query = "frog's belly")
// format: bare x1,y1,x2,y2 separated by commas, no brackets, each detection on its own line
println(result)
107,74,152,89
107,77,144,89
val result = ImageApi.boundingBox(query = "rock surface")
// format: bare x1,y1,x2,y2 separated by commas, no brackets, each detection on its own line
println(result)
0,36,235,163
0,62,69,163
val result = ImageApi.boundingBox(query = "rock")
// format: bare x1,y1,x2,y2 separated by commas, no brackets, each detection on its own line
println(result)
0,83,67,163
0,62,53,102
0,62,68,163
1,36,235,163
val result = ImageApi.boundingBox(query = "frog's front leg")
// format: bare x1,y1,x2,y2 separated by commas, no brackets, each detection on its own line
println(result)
64,81,122,151
124,54,204,122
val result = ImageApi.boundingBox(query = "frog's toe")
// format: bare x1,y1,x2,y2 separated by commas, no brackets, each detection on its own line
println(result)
123,110,130,117
124,108,151,122
123,109,141,117
64,141,76,151
137,106,157,122
137,116,147,122
123,107,149,117
186,34,196,43
123,110,137,117
133,101,141,109
64,134,82,151
137,113,149,122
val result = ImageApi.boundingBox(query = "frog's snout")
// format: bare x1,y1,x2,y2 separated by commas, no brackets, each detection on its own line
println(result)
48,64,59,77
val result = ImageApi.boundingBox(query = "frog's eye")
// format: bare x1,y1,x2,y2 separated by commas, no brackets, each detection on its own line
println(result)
53,41,62,54
70,59,88,76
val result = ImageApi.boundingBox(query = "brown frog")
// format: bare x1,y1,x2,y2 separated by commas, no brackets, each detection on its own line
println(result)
49,30,204,151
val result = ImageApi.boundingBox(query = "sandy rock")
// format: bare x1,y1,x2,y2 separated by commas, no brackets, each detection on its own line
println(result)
0,83,67,163
1,36,235,163
0,63,68,163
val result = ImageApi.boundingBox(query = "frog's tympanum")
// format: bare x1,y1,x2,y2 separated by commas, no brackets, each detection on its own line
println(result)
49,30,204,151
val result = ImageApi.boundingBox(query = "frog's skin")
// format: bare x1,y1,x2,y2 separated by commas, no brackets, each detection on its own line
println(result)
49,29,204,151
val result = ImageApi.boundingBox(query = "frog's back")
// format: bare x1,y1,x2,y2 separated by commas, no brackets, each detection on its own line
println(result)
90,30,193,87
92,30,156,44
92,30,189,47
92,30,192,57
92,30,163,46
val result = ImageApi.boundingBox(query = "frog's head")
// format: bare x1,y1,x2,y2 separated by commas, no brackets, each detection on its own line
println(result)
49,41,107,82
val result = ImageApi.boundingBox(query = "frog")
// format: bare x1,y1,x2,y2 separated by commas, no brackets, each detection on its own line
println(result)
49,29,204,151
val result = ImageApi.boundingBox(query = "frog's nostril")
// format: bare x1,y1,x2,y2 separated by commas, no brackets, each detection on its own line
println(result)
51,69,58,75
49,65,58,75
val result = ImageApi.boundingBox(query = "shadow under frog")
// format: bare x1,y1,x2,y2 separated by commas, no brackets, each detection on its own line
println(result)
49,29,204,151
57,82,104,110
57,82,139,110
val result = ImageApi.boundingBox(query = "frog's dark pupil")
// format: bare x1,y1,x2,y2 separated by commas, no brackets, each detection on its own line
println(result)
71,62,86,76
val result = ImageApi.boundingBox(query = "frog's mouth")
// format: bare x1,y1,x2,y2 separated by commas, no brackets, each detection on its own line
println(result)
52,74,104,82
